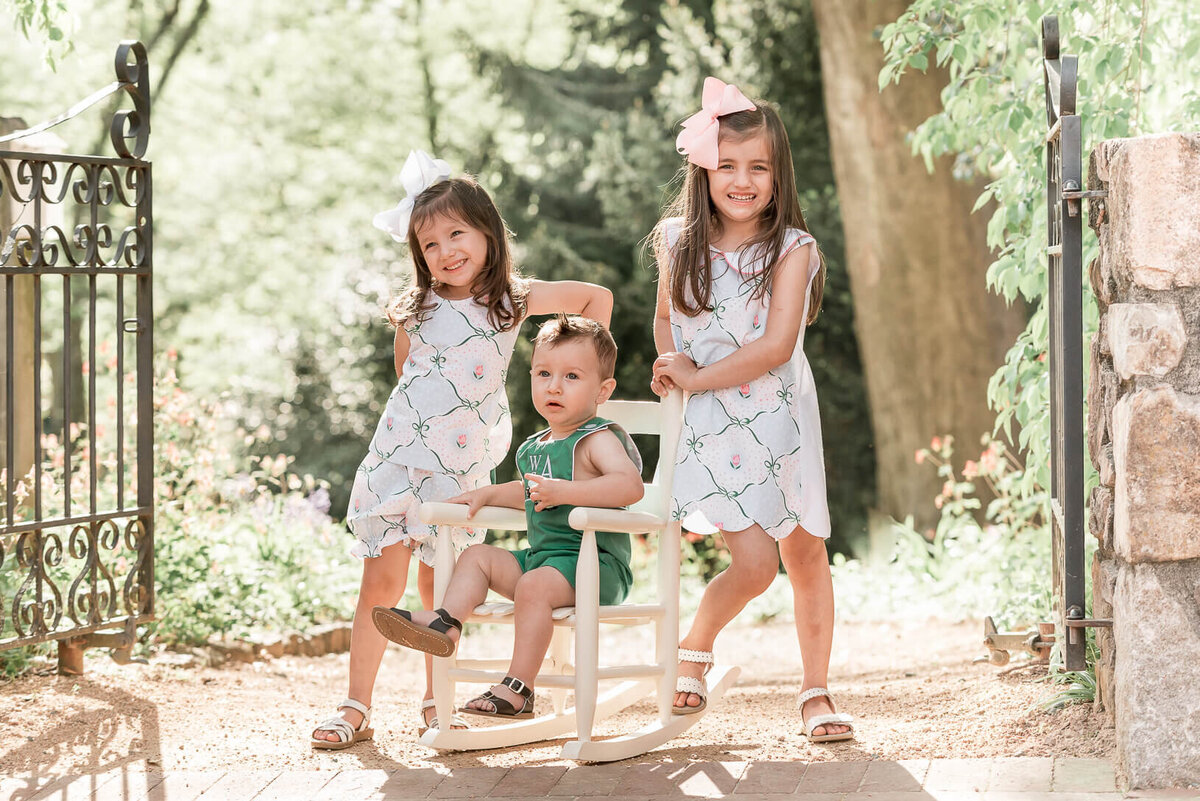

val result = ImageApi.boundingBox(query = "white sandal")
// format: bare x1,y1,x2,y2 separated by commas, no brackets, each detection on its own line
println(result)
311,698,373,750
798,687,855,743
672,648,714,716
418,698,470,735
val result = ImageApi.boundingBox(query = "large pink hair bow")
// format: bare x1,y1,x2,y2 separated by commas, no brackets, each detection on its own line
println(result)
675,77,757,170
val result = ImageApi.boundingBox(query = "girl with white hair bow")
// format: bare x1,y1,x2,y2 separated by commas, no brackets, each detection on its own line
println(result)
312,150,613,749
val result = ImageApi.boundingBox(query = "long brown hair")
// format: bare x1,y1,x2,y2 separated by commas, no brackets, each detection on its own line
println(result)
655,101,825,325
387,176,527,331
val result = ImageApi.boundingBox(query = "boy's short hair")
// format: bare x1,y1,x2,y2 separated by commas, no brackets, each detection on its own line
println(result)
533,315,617,379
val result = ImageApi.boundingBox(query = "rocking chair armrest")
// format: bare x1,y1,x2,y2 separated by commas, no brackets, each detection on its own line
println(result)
568,507,665,535
416,502,529,531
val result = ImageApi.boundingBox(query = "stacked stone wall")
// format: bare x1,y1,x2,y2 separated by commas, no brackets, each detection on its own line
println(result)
1087,132,1200,790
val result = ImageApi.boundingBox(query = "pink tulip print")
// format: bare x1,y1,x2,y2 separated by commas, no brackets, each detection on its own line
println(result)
385,417,393,431
457,434,468,448
752,313,761,329
473,364,484,380
738,384,751,398
730,454,741,469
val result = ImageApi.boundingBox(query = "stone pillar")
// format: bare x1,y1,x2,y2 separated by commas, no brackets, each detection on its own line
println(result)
1088,132,1200,790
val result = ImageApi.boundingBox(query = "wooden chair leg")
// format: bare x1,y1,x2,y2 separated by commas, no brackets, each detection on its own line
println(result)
433,526,457,730
657,521,682,723
550,627,571,715
573,529,600,743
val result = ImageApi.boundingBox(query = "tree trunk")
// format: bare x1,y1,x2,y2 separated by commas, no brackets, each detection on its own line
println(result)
811,0,1026,536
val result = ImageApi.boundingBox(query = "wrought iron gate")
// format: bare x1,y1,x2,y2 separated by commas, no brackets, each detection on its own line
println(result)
1,42,154,669
1042,17,1109,671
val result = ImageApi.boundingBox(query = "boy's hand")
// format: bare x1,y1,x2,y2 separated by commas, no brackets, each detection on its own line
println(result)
524,474,571,511
653,352,699,393
445,486,493,517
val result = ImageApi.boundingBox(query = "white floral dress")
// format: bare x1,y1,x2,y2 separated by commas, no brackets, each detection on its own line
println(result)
665,220,831,541
348,293,521,564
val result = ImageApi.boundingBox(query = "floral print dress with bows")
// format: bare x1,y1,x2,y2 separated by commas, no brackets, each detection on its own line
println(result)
664,219,831,541
348,293,521,565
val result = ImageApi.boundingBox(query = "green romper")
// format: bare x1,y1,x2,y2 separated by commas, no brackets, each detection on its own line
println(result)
513,417,641,606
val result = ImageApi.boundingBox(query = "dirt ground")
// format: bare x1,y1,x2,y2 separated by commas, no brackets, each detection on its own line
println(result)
0,617,1114,777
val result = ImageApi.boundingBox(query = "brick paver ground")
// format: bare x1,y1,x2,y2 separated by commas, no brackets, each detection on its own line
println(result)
8,757,1197,801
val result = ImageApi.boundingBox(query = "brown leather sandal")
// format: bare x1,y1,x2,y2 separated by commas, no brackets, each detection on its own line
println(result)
459,676,535,719
371,606,462,657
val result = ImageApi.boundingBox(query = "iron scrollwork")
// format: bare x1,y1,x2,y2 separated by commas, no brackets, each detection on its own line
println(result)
2,41,154,654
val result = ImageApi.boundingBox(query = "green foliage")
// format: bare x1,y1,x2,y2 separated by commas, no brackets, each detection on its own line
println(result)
879,1,1200,506
4,0,72,67
150,355,359,645
1039,636,1099,711
831,434,1056,625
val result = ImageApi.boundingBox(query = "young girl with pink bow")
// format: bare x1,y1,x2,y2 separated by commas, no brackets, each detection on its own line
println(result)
312,150,613,749
650,79,854,742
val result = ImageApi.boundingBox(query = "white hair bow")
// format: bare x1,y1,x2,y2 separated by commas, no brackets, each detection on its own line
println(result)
372,149,453,242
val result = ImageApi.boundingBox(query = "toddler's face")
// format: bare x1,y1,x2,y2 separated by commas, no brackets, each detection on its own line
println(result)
413,213,489,298
707,132,774,229
530,340,616,430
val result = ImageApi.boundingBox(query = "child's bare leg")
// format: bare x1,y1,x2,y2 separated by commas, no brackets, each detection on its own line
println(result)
313,541,412,742
676,524,779,710
464,566,574,712
403,544,522,643
778,527,847,737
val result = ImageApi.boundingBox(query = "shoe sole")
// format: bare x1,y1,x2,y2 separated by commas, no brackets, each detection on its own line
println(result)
458,705,536,720
311,728,374,750
372,607,455,657
670,700,706,716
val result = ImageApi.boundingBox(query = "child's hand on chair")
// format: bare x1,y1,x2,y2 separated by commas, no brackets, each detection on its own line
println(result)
447,485,497,517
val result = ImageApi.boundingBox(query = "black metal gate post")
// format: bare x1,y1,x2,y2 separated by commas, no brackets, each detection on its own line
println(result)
1042,17,1111,671
1,42,153,671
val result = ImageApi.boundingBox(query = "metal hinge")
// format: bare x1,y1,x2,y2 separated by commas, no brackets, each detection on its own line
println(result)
1064,605,1112,645
1061,181,1108,217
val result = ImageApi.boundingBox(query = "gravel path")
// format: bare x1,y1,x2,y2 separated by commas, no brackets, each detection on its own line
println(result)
0,617,1114,776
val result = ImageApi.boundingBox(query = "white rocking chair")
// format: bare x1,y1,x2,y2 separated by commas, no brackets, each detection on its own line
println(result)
414,390,739,762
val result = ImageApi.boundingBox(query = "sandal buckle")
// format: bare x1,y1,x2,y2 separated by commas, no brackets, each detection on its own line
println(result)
503,676,528,696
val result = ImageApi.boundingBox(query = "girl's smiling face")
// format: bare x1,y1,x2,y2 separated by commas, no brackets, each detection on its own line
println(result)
413,213,489,298
706,131,774,232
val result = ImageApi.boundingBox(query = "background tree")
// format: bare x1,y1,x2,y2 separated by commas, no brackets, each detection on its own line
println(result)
811,0,1028,537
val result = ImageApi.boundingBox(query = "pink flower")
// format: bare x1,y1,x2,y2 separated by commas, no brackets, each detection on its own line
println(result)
963,460,979,478
457,434,467,448
914,449,926,464
752,313,761,329
385,416,393,431
730,454,741,469
473,364,484,379
931,436,943,451
979,443,1000,473
738,384,751,398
